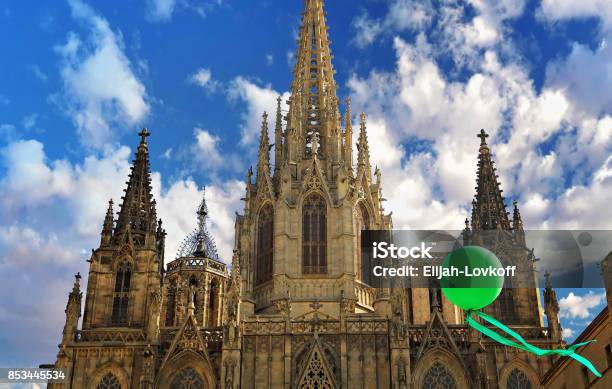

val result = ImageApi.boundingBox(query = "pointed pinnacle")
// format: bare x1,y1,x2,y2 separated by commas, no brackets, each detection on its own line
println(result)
345,97,352,131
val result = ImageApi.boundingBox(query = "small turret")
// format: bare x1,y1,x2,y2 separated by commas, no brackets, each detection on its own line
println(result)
344,97,353,172
512,200,525,246
100,199,114,246
357,112,372,180
543,271,562,342
61,273,82,344
274,96,283,175
257,112,270,179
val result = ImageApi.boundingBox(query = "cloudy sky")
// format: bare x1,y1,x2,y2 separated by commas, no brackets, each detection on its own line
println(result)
0,0,610,369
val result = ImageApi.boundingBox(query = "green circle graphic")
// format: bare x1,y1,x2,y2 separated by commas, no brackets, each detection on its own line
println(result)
440,246,504,310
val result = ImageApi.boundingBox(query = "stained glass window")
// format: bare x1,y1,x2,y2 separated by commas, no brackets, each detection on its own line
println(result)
165,283,176,326
422,361,457,389
207,279,218,327
170,367,205,389
111,262,131,324
507,368,532,389
302,194,327,274
96,373,121,389
256,204,274,285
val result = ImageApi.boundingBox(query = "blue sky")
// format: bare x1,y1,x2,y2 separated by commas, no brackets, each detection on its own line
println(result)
0,0,611,370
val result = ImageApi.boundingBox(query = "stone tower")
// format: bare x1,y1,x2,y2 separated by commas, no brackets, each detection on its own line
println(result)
462,129,544,327
235,0,392,320
52,129,168,388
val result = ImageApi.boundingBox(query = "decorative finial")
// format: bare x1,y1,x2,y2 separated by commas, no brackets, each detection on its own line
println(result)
262,111,268,128
72,272,81,294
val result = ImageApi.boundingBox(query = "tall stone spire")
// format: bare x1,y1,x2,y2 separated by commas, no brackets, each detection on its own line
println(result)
286,0,340,160
357,112,372,180
114,128,157,246
257,112,270,178
100,199,114,246
344,97,353,171
274,96,283,174
471,129,511,231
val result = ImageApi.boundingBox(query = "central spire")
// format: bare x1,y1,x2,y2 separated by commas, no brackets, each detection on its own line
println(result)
287,0,340,160
114,128,157,246
471,129,511,231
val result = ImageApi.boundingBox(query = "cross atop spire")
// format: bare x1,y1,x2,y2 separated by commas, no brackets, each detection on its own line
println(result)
138,127,150,141
477,128,489,145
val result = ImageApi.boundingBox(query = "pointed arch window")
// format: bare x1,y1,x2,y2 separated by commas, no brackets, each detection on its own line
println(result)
112,261,131,324
165,282,176,327
207,278,218,327
302,194,327,274
422,361,457,389
507,368,532,389
256,204,274,285
354,203,370,282
96,372,121,389
171,367,204,389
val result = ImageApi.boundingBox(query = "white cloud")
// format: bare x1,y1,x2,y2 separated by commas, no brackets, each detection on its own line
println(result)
189,67,218,92
545,39,612,117
561,327,575,340
146,0,176,22
56,0,149,148
347,25,612,231
22,113,38,130
161,147,173,160
30,65,48,82
266,54,274,65
559,290,606,319
0,225,79,267
226,77,289,148
352,0,526,60
539,0,612,28
352,0,433,48
193,127,223,167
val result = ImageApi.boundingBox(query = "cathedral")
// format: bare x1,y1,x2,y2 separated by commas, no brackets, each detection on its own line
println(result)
48,1,611,388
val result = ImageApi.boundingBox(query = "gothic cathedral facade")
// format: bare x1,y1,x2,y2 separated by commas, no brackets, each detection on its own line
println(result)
49,1,579,388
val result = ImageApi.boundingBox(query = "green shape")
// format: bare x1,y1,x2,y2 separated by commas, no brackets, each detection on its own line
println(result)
440,246,504,310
